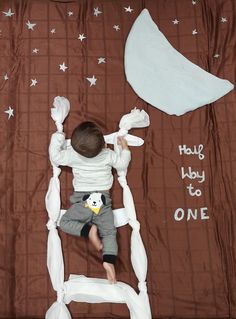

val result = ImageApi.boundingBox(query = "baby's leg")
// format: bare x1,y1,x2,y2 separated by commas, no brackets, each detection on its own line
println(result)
60,193,102,251
88,224,103,251
101,229,117,284
94,207,118,284
59,200,93,237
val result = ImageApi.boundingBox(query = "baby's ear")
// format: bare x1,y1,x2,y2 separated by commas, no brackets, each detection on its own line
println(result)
101,194,106,205
82,194,90,201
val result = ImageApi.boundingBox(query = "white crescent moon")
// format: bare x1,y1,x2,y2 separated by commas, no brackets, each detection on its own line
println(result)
124,9,234,116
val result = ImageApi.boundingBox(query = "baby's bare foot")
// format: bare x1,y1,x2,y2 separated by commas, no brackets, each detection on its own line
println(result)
88,224,103,251
103,262,117,284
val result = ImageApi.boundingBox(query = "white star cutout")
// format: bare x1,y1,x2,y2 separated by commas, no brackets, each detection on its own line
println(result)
172,19,179,25
214,54,220,58
98,57,106,64
30,79,38,87
4,106,14,119
221,17,227,23
192,29,198,35
32,48,39,54
78,33,86,41
192,0,197,4
4,74,8,80
26,20,36,30
2,8,14,17
68,11,74,16
86,75,97,87
59,62,68,72
51,28,56,34
94,7,102,17
113,25,120,31
124,6,134,13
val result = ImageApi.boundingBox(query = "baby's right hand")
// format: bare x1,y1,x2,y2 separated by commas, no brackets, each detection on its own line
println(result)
117,136,129,150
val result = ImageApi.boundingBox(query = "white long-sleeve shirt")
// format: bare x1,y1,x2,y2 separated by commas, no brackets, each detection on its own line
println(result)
49,132,131,191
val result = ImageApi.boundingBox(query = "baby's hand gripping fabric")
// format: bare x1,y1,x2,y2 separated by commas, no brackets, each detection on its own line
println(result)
51,96,70,132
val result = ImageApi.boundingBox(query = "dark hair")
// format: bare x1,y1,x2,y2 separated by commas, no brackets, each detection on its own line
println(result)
71,121,105,158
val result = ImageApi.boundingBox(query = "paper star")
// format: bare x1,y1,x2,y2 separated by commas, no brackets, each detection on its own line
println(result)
124,6,134,13
68,11,74,16
98,57,106,64
214,54,220,58
2,8,14,17
32,48,39,54
192,29,198,35
59,62,68,72
4,74,8,80
221,17,227,23
86,75,97,87
192,0,197,4
94,7,102,17
172,19,179,25
4,106,14,119
113,25,120,31
30,79,38,87
51,28,56,34
26,20,36,30
78,33,86,41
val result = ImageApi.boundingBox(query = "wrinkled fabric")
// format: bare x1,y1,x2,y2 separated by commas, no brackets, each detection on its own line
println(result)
125,9,234,115
0,0,236,318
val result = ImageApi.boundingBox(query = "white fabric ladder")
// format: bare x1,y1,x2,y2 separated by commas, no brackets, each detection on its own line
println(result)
45,96,152,319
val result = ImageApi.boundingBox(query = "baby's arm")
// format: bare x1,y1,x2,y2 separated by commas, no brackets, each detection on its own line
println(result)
111,136,131,171
49,132,72,166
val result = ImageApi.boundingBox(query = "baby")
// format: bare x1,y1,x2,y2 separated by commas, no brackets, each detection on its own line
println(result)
49,121,131,283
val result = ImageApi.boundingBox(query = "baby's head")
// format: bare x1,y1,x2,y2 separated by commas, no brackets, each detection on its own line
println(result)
71,121,105,158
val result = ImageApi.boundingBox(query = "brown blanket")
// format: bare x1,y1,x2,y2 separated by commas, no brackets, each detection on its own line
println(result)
0,0,235,318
